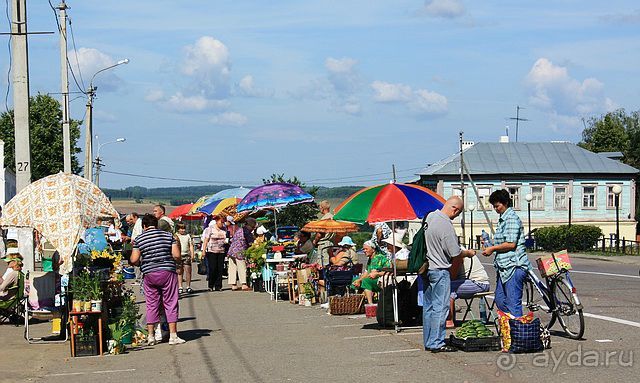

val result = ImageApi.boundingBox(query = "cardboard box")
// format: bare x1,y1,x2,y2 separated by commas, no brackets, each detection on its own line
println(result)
536,250,572,277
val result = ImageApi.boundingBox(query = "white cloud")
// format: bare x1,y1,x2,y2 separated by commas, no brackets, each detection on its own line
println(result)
525,58,615,118
371,81,448,117
325,57,360,93
422,0,465,19
182,36,231,98
144,89,164,102
162,92,230,113
235,75,272,97
69,47,126,91
210,112,248,126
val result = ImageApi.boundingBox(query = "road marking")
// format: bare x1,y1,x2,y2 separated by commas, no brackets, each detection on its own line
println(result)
370,348,421,355
480,262,640,279
595,339,614,343
570,270,640,279
344,334,392,340
397,332,423,336
324,323,363,328
46,369,136,377
583,313,640,328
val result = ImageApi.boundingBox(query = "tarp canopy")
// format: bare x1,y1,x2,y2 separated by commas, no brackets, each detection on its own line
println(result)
0,173,119,274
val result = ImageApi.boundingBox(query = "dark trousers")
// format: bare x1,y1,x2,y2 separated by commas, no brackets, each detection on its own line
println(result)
206,252,225,290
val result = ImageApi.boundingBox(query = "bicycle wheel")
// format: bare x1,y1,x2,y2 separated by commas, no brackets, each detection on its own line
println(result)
524,277,555,329
550,275,585,339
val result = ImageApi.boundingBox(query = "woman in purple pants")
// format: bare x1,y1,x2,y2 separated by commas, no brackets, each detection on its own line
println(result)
131,214,185,346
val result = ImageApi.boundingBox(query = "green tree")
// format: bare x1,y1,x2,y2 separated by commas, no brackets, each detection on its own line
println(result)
579,109,640,166
0,94,83,180
261,174,320,229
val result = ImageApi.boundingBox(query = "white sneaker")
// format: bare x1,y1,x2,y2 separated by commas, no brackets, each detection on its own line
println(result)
154,325,163,342
320,302,330,309
169,336,186,345
146,336,156,346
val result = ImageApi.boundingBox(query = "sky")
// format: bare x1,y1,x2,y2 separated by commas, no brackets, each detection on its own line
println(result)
2,0,639,189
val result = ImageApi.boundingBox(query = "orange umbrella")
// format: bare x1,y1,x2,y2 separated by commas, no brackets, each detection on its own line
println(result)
302,219,358,234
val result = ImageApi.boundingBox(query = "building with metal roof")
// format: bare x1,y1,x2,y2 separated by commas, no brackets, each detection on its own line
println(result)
416,141,639,246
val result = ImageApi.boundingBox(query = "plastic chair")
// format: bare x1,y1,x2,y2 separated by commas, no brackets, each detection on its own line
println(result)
0,271,25,325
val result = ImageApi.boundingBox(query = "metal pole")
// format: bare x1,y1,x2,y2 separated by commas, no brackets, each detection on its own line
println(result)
11,0,32,191
615,194,620,252
94,157,102,187
469,211,473,249
57,1,71,173
527,201,532,239
459,132,466,241
84,88,94,180
568,196,572,228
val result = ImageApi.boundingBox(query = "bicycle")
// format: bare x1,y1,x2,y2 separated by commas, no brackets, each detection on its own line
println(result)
523,261,585,340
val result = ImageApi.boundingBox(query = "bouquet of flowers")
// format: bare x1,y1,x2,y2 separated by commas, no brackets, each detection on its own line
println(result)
244,241,268,276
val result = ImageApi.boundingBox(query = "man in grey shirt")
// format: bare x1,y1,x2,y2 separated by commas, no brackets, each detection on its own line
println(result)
423,196,475,352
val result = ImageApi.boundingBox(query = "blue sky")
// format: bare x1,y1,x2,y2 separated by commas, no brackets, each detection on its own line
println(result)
2,0,639,188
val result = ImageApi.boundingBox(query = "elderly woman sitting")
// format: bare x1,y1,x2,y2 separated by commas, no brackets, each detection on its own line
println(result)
330,236,357,266
0,255,23,301
353,240,391,305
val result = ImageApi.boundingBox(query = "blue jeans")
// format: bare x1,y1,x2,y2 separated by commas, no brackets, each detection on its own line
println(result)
422,269,451,350
450,279,490,299
494,268,526,317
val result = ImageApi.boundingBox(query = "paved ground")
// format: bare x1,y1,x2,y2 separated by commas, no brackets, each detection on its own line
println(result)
1,253,639,382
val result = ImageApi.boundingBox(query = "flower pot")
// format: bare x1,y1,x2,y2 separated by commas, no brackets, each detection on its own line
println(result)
83,301,92,312
72,300,82,312
304,299,312,307
90,300,102,312
121,325,134,345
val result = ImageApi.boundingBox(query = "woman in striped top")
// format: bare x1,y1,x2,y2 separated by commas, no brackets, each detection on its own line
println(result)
131,214,185,346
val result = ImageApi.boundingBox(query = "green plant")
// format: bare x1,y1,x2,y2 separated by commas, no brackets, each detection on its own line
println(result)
120,288,141,328
108,321,129,354
302,282,315,299
244,241,268,275
535,225,603,252
88,273,103,301
70,271,92,301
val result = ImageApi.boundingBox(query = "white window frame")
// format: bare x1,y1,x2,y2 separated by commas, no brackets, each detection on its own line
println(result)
606,184,622,209
582,185,597,210
553,184,569,210
507,185,521,210
530,185,545,210
476,186,492,210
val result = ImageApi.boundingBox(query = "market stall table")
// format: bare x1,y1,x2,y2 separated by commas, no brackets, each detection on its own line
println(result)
265,258,297,301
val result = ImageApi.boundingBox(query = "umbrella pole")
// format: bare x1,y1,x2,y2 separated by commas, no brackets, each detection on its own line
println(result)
274,209,278,241
391,221,399,333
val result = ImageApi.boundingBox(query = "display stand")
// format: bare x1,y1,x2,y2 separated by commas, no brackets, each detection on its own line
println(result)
69,311,104,357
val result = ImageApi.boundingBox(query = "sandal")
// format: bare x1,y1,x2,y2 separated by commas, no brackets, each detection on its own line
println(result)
186,287,193,294
231,285,239,291
178,287,183,294
241,285,251,291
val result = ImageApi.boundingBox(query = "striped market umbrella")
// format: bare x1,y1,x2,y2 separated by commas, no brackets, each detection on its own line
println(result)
197,197,240,216
237,183,314,212
333,182,445,224
189,187,250,215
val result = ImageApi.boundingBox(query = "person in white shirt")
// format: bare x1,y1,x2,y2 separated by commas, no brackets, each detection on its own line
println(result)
383,234,410,261
450,254,490,299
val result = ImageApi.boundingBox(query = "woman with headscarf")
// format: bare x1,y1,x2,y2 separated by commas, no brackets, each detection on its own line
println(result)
227,217,257,291
352,240,391,305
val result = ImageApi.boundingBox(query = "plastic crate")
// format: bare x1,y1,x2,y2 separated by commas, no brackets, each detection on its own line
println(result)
74,335,98,357
449,334,501,352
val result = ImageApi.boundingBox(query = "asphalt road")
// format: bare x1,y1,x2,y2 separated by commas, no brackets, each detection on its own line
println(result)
1,253,639,383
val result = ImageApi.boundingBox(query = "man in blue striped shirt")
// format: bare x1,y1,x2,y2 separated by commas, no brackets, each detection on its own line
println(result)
482,189,532,317
131,214,185,345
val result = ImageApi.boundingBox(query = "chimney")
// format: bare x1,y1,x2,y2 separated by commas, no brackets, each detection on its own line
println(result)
499,135,510,143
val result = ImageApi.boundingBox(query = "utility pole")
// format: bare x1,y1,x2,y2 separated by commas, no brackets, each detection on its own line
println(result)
84,87,94,181
94,156,103,187
509,105,529,143
56,1,71,173
10,0,32,191
459,131,466,243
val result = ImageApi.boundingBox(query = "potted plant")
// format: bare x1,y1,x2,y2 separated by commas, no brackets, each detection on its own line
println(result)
107,321,128,355
70,272,91,312
302,282,315,307
119,288,141,344
88,273,103,312
244,242,267,292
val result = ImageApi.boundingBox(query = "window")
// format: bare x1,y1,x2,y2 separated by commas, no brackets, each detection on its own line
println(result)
554,185,568,210
531,186,544,210
607,185,622,209
582,185,596,209
507,185,521,210
477,186,492,209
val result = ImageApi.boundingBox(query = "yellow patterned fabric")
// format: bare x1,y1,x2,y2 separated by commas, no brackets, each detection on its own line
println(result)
0,173,119,274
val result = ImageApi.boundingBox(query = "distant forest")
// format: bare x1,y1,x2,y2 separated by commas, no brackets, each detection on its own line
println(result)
102,185,362,206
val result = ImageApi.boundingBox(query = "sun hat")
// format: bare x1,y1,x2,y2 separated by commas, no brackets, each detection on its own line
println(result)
226,215,235,224
338,236,356,247
383,235,405,249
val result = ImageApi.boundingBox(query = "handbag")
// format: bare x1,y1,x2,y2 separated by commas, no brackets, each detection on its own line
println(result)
509,317,544,353
197,260,207,276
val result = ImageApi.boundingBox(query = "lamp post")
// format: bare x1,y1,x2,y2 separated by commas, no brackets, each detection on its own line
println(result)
612,184,622,252
94,137,126,187
84,58,129,181
525,193,533,239
468,204,475,249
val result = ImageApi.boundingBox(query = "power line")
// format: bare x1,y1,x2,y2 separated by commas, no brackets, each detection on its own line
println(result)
101,170,257,185
304,166,424,182
47,0,86,96
67,16,85,90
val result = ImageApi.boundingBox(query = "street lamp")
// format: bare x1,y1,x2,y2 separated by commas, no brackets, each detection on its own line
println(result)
525,193,533,239
612,184,622,252
84,58,130,181
468,204,475,249
94,136,126,187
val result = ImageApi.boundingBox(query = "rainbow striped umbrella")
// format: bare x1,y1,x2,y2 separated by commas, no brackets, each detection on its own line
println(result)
237,183,314,212
333,183,445,224
197,197,241,216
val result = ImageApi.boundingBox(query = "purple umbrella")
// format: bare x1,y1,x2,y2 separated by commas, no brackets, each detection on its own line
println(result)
237,183,314,239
